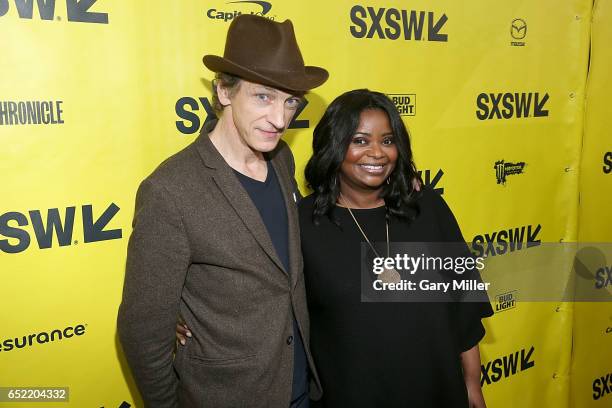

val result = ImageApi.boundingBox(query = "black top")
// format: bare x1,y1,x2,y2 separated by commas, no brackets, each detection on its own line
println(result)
299,188,493,408
234,162,309,405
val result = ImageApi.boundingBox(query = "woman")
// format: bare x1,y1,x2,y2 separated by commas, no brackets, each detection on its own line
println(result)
178,89,492,407
300,89,492,407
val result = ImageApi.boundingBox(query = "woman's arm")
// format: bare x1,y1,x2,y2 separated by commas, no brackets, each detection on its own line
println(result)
176,322,191,345
461,344,487,408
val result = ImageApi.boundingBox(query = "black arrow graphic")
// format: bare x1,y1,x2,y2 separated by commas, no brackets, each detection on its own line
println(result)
534,93,549,117
419,169,445,195
520,346,535,370
428,13,448,42
66,0,109,24
526,224,541,247
83,203,122,243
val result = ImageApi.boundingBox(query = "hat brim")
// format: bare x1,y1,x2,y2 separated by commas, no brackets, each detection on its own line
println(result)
203,55,328,92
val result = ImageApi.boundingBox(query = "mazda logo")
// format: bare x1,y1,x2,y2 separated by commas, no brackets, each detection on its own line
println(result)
511,18,527,40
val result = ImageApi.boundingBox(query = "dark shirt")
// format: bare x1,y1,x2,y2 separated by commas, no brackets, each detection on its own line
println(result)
299,187,493,408
234,161,309,406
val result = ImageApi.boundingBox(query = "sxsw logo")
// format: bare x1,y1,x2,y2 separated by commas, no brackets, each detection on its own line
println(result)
207,1,275,23
0,0,108,24
175,96,310,135
494,290,517,313
100,402,131,408
417,168,444,195
387,94,416,116
350,5,448,41
510,18,527,46
604,151,612,174
471,224,541,258
481,346,535,386
0,203,122,254
494,159,526,185
476,92,549,120
593,371,612,401
595,265,612,289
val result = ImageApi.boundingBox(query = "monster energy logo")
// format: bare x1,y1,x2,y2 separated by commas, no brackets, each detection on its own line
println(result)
494,160,526,184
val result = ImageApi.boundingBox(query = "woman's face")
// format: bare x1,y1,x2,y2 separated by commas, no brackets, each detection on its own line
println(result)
339,108,398,194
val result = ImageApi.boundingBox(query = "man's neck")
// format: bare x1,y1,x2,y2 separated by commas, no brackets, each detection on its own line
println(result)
209,112,268,181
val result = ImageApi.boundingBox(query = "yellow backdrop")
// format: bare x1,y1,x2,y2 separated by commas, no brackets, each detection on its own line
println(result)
0,0,609,407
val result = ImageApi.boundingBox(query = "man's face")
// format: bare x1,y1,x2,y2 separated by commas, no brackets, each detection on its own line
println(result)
219,79,303,153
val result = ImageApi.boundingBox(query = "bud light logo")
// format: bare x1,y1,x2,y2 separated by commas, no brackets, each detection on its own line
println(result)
387,94,416,116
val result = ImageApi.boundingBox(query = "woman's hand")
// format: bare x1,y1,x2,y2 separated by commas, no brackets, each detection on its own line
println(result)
176,322,192,346
466,382,487,408
461,345,487,408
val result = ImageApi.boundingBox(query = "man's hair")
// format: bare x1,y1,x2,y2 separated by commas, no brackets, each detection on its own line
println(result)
211,72,242,113
305,89,421,224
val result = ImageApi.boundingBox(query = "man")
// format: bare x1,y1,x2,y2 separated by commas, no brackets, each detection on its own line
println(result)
117,14,328,408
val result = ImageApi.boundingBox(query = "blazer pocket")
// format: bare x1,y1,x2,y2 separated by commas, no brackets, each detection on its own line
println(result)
182,353,264,407
188,353,257,366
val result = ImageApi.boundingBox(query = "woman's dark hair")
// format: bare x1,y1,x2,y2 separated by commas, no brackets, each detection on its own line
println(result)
305,89,420,224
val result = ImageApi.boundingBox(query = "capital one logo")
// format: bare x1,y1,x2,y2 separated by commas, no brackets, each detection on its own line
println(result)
207,0,273,23
0,0,108,24
231,0,271,14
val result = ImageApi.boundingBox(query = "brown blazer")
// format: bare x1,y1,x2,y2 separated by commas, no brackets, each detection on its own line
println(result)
117,122,321,407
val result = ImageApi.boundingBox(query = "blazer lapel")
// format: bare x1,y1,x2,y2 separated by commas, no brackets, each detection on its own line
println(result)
194,126,288,276
270,155,301,287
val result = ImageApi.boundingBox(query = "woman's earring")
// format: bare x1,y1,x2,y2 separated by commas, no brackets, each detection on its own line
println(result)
332,174,338,189
386,177,390,185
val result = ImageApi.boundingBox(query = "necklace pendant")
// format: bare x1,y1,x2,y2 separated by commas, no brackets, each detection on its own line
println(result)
379,267,401,284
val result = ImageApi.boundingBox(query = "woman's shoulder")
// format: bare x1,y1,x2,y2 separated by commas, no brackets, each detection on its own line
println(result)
412,186,464,241
413,186,453,217
415,185,442,203
298,193,316,213
297,193,318,225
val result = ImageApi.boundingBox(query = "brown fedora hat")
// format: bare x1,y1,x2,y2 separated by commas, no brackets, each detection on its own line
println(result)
203,14,329,92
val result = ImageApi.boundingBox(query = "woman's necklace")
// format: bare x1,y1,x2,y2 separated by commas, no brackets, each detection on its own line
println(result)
339,193,401,284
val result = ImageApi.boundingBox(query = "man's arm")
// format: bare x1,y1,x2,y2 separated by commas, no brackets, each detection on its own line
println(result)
117,179,191,408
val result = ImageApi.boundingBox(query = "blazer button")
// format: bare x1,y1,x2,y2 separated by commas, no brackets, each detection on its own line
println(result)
286,335,294,345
